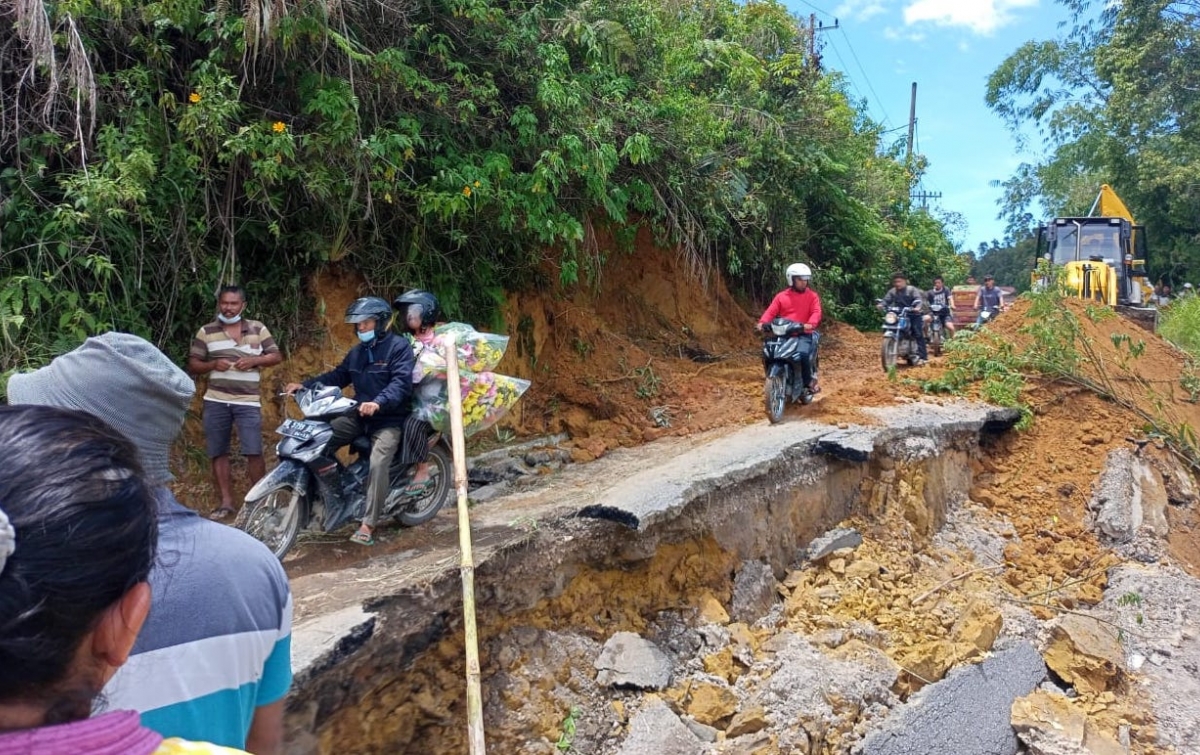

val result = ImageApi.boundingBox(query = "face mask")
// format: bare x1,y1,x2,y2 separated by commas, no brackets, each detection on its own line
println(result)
358,330,376,344
217,313,243,325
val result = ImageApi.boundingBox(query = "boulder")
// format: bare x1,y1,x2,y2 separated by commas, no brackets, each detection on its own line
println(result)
617,699,705,755
1042,614,1123,695
1145,444,1199,506
594,632,672,690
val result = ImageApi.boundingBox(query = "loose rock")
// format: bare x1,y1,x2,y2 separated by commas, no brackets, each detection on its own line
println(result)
594,632,672,690
1041,614,1123,695
617,699,705,755
726,705,770,738
1011,690,1126,755
1089,448,1169,544
807,527,864,561
731,561,778,624
685,681,738,726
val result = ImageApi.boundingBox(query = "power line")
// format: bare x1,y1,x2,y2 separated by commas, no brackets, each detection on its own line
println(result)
793,0,833,16
837,28,896,127
824,35,891,129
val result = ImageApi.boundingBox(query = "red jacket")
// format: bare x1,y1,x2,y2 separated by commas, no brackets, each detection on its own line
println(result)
760,287,822,329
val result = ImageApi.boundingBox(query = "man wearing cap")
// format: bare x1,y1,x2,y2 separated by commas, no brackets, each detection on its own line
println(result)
188,284,283,521
6,333,291,754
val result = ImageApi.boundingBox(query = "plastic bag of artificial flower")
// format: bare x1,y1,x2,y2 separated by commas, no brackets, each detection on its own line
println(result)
412,370,530,438
433,322,510,373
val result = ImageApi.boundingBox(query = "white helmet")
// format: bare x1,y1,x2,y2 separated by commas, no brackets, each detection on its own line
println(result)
786,263,812,284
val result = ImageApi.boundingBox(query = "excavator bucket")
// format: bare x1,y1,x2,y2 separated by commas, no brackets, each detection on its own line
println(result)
1095,184,1135,223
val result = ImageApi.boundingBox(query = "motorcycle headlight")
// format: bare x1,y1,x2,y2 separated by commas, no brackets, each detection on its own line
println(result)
771,323,789,336
884,312,898,325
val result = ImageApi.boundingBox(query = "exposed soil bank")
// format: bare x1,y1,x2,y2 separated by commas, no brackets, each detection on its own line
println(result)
281,401,1018,753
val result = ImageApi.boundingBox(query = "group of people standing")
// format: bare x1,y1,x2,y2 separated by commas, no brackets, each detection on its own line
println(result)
0,284,449,752
188,286,445,547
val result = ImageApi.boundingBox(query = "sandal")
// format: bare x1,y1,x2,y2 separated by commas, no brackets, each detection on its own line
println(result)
402,477,436,498
210,506,236,521
349,528,375,546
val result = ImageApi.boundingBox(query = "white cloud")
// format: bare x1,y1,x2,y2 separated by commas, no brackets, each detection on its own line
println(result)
903,0,1038,35
834,0,889,21
883,26,926,43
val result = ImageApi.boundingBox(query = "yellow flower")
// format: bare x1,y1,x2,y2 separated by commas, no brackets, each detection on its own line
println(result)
404,147,415,160
272,121,287,133
473,180,481,188
274,153,282,163
463,186,472,197
188,92,201,103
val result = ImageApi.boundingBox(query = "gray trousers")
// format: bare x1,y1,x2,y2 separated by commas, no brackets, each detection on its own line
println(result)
328,416,402,528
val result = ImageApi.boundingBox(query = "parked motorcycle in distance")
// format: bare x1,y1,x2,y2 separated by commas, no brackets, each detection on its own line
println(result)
926,303,947,356
879,302,923,371
237,384,452,559
761,317,819,424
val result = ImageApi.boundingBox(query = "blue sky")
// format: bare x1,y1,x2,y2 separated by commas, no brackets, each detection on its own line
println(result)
781,0,1072,252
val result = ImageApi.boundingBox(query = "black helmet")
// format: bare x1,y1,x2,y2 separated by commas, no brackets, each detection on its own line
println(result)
344,296,393,335
394,289,441,329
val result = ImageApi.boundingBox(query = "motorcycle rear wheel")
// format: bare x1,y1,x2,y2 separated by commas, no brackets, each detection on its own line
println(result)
238,486,303,561
764,375,786,424
881,338,899,372
395,444,453,526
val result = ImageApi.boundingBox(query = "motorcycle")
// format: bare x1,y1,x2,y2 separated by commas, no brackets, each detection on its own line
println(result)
237,384,452,559
975,306,1001,328
926,303,947,356
880,303,923,371
761,317,819,424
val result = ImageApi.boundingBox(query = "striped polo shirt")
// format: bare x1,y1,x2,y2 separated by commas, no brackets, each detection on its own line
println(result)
189,320,279,406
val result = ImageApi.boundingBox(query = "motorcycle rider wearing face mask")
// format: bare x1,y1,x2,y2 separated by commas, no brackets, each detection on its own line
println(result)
284,297,415,546
757,263,823,394
880,272,928,365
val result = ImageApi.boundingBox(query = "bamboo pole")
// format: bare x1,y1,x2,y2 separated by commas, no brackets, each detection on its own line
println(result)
443,334,487,754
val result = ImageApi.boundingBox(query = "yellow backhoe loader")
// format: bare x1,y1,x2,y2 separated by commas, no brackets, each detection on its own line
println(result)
1033,184,1153,311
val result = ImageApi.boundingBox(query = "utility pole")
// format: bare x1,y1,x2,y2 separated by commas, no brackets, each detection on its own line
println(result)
905,81,917,166
910,190,943,210
807,15,840,72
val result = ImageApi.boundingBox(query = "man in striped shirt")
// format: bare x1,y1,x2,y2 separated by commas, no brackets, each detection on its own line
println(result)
188,284,283,520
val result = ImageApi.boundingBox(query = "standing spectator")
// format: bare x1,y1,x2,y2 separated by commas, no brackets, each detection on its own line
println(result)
187,285,283,521
1156,283,1173,306
0,404,249,754
7,333,292,754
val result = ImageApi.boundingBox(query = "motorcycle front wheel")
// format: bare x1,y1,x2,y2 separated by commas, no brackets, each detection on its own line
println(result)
930,326,943,357
764,374,786,424
238,486,304,560
881,338,899,372
395,443,453,526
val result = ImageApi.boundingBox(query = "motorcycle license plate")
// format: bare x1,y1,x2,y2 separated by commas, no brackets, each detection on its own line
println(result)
278,419,316,441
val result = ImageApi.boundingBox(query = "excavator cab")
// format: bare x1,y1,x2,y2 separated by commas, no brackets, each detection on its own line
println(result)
1032,185,1150,307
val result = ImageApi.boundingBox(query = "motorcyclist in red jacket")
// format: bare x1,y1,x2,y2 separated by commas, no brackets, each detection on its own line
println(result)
757,263,822,393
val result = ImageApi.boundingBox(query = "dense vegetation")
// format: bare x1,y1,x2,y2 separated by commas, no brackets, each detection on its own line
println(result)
1,0,962,383
987,0,1200,284
968,236,1037,293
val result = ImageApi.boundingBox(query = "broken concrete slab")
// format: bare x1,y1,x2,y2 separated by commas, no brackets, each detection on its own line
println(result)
594,632,673,690
1089,447,1169,545
617,699,705,755
1042,614,1124,695
731,561,778,624
1011,690,1126,755
1145,444,1200,506
815,428,875,461
806,527,864,561
858,640,1046,755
